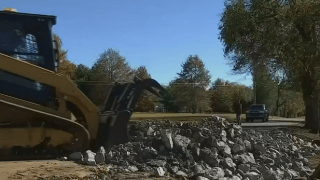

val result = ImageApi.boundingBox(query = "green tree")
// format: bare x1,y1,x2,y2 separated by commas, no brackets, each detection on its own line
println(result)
210,78,253,113
54,34,76,78
89,48,132,106
219,0,320,132
175,55,211,113
254,66,277,109
73,64,93,96
210,78,232,112
134,66,155,112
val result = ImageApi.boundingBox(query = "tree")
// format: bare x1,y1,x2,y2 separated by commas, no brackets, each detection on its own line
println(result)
158,85,176,112
73,64,93,96
210,78,253,113
134,66,155,112
91,48,132,83
53,34,76,78
175,55,211,113
89,48,133,107
210,78,232,112
219,0,320,132
254,66,277,109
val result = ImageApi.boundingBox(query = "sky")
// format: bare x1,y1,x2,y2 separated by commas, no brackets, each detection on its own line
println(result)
3,0,253,86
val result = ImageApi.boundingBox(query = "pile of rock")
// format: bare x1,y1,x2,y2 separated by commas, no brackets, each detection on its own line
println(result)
67,116,320,179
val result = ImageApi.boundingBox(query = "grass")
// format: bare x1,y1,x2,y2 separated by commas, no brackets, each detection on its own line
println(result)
130,113,213,122
131,112,305,123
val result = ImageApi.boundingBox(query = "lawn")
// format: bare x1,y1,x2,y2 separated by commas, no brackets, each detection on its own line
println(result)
131,112,304,122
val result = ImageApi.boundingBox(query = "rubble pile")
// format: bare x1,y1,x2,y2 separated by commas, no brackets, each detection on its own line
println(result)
68,116,320,179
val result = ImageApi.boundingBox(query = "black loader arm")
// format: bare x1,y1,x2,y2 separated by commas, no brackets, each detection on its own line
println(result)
94,77,167,151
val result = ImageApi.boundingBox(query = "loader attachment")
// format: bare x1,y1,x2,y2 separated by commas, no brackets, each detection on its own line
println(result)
95,78,167,151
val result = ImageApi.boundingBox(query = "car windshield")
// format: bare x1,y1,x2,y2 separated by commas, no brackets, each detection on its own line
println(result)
250,105,264,110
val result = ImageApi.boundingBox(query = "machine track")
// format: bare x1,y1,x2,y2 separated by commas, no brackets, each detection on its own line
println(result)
0,98,90,161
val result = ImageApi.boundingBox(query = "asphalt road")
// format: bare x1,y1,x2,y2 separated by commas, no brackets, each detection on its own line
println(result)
239,117,304,127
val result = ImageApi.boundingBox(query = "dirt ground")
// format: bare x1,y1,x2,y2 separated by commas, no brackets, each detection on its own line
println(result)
1,126,319,180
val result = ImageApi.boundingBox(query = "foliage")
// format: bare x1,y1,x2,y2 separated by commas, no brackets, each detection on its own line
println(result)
134,66,155,112
254,66,277,109
159,85,180,112
73,64,93,96
54,34,76,78
219,0,320,130
172,55,211,113
210,78,252,113
89,48,133,106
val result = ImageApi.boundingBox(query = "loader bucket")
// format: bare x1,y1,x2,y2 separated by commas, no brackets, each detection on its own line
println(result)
95,78,168,151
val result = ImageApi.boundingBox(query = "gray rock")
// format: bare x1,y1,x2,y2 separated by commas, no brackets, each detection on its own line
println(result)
69,152,83,161
221,130,227,137
268,148,281,157
294,177,308,180
84,150,96,166
205,167,225,179
160,129,173,149
169,166,179,173
173,134,191,152
147,126,155,136
291,145,298,151
232,144,245,154
176,170,188,177
95,152,105,164
221,157,236,171
237,153,256,164
156,167,165,177
245,171,261,180
244,140,252,151
193,131,207,143
59,157,67,161
227,128,235,138
97,146,106,154
254,143,266,155
200,147,212,159
190,143,201,157
231,175,242,180
275,169,284,180
196,176,210,180
216,141,231,152
292,161,304,172
283,170,293,180
128,165,139,172
225,169,233,177
205,155,220,167
238,164,250,172
147,159,167,167
223,145,232,157
211,147,219,157
263,157,275,165
263,169,280,180
194,164,205,175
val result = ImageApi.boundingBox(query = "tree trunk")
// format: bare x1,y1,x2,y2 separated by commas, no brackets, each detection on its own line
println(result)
304,98,314,129
310,90,319,134
301,73,315,129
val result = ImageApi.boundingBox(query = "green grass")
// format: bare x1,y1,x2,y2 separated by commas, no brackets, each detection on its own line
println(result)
130,113,213,122
130,112,305,122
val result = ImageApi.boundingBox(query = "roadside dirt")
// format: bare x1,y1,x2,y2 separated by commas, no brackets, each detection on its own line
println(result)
2,126,320,180
1,160,92,180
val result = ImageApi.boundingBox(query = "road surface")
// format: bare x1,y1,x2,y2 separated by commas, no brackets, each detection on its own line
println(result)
239,116,304,127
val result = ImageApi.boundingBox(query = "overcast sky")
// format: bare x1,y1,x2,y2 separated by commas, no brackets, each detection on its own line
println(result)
3,0,253,86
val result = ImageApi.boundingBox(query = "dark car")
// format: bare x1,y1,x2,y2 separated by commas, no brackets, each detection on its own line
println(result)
246,104,269,122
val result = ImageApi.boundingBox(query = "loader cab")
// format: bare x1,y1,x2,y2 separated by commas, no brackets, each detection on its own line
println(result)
0,9,58,71
0,9,58,106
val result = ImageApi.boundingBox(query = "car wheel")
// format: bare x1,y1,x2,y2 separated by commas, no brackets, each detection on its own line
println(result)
266,116,269,122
